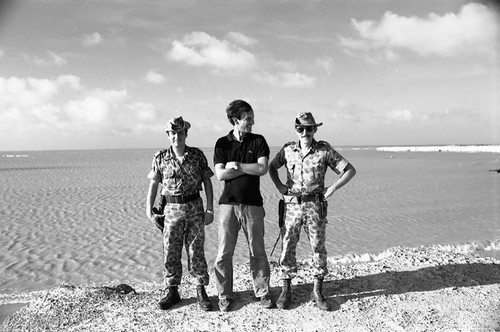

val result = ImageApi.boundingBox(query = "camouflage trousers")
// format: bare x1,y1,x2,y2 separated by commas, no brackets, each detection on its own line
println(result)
279,201,328,279
162,198,209,286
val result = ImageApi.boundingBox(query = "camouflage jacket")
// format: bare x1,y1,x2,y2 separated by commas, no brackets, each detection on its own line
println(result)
271,140,349,195
148,146,214,196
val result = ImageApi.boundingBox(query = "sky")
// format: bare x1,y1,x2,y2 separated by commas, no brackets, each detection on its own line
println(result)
0,0,499,151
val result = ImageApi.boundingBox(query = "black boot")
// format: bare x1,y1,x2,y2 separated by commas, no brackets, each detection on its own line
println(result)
310,276,330,311
196,285,212,311
158,286,181,310
276,278,292,309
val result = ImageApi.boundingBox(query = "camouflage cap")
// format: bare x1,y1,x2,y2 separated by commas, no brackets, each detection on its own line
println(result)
295,112,323,127
165,116,191,132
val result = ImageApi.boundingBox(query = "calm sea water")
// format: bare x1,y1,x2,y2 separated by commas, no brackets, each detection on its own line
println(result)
1,147,499,294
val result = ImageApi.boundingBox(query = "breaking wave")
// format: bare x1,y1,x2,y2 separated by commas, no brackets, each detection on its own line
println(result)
376,145,500,153
328,239,500,265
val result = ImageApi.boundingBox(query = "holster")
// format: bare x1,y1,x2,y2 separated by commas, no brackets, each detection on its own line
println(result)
151,195,166,232
278,199,285,230
319,200,328,219
159,195,166,213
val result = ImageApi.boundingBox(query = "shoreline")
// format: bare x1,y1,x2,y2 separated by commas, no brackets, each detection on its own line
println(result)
376,144,500,153
2,144,500,155
2,244,500,331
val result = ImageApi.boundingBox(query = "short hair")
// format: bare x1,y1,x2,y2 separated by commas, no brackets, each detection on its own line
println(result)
226,100,253,125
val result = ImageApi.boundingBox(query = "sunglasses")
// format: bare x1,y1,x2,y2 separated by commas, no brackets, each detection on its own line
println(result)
295,126,315,133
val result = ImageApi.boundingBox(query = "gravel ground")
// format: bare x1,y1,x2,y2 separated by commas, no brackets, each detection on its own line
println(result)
1,245,500,332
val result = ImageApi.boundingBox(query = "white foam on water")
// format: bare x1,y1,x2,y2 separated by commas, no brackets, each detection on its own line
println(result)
328,239,500,265
376,145,500,154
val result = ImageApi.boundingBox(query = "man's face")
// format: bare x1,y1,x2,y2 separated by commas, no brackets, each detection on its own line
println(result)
235,110,255,133
295,126,316,146
167,129,187,146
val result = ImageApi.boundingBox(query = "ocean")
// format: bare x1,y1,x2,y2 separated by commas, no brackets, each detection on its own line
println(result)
1,146,499,294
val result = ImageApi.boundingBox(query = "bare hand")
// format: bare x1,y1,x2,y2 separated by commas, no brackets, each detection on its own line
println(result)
151,214,165,232
225,161,239,170
150,207,165,232
323,186,336,199
204,211,214,225
278,184,288,195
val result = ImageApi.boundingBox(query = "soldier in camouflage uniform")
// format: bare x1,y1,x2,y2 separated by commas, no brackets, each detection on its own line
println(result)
146,116,215,311
269,112,356,311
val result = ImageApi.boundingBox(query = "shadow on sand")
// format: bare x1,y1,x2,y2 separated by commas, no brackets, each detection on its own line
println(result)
224,262,500,311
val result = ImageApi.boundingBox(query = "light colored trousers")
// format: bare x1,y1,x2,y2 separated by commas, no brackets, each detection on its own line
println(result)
214,204,271,299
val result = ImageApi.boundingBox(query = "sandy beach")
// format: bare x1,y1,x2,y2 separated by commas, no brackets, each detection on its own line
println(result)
1,147,499,330
1,147,499,295
1,244,499,331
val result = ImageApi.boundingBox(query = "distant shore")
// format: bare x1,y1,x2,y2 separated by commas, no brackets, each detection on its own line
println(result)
1,244,500,332
376,144,500,153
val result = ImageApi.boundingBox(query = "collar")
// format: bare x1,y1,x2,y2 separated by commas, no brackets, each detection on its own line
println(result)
292,139,318,152
165,145,191,161
226,130,250,142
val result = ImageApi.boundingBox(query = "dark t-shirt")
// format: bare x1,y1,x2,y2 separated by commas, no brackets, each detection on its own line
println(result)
214,131,270,206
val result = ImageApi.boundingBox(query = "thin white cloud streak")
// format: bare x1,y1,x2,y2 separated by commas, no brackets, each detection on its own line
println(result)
315,56,335,71
0,75,160,138
82,32,104,47
23,51,67,66
226,32,258,47
340,3,498,58
253,71,316,89
384,109,417,123
145,70,166,84
167,31,257,73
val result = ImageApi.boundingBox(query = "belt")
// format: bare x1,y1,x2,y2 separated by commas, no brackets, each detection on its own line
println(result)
163,192,200,204
282,193,323,204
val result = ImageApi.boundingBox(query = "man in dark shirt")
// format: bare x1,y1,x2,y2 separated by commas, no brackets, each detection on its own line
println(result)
213,100,273,312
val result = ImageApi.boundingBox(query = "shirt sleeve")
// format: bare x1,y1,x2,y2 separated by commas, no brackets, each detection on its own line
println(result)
327,149,349,175
147,154,162,182
255,135,270,159
271,146,286,168
213,137,228,165
199,151,214,180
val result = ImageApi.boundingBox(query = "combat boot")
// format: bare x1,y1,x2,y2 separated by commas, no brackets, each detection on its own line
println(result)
196,285,212,311
158,286,181,310
310,276,330,311
276,278,292,309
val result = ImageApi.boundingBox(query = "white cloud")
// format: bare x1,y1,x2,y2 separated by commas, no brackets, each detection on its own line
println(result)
252,71,315,89
127,102,157,121
23,51,67,66
385,109,415,122
65,96,111,123
82,32,103,47
226,32,258,47
315,56,335,71
0,49,4,57
55,75,82,90
341,3,498,58
167,31,257,73
332,100,374,122
280,72,316,88
145,70,166,84
0,75,160,138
